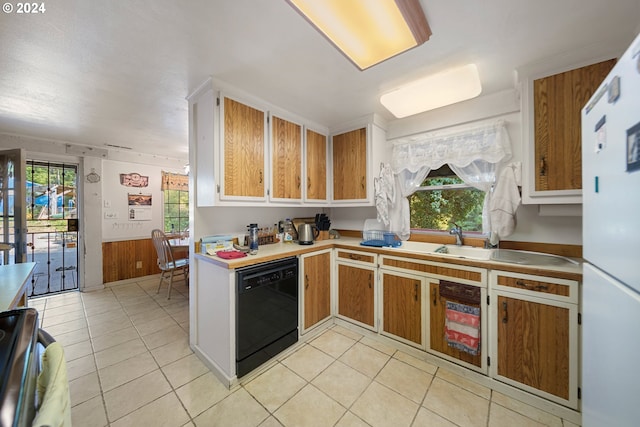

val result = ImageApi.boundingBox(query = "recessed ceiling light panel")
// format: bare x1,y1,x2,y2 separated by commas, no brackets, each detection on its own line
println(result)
380,64,482,118
287,0,431,70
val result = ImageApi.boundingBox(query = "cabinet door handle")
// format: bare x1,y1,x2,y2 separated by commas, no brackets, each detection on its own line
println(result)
307,176,311,190
305,274,309,289
502,301,508,323
432,287,437,306
297,175,301,189
361,176,365,189
515,280,548,291
539,156,546,176
368,276,372,289
414,283,419,302
259,170,263,184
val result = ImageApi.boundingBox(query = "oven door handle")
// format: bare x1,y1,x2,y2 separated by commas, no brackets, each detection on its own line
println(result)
38,328,56,347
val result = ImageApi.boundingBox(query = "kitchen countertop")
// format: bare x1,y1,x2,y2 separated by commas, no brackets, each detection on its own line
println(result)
195,238,582,280
0,262,36,310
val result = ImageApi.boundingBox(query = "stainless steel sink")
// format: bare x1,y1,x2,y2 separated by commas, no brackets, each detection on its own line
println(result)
389,242,492,261
389,241,579,266
490,249,579,266
430,245,493,261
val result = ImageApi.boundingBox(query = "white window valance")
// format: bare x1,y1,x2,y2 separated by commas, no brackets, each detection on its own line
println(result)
390,120,512,173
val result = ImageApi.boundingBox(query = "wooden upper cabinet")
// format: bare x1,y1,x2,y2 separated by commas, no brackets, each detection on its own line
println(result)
332,127,367,201
270,115,302,200
222,96,266,199
305,129,328,202
533,59,615,192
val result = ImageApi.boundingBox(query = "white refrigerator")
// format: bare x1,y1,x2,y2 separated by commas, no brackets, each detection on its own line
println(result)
581,32,640,427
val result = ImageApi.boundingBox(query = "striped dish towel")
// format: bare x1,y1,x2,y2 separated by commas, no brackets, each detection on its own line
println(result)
445,301,480,355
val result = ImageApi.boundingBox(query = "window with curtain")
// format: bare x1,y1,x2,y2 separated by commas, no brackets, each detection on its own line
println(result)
410,164,484,232
161,171,189,234
387,120,513,241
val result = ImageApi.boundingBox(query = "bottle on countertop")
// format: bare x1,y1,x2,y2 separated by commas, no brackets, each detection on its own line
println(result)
247,223,259,255
282,218,296,244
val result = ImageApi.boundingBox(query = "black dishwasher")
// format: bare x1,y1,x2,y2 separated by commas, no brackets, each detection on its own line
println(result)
236,257,298,377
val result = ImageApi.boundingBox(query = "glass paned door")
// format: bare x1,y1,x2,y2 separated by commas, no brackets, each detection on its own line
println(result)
26,160,79,296
0,149,27,265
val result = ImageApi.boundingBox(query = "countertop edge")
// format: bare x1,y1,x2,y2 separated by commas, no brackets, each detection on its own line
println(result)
193,239,582,279
0,262,37,310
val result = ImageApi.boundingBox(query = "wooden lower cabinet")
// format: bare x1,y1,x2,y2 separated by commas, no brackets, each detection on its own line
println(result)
491,270,579,408
301,250,332,331
381,271,424,347
337,262,376,329
429,281,483,368
496,295,570,400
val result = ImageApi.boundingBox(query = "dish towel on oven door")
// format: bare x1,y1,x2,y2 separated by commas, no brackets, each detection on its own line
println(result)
445,301,480,355
33,342,72,427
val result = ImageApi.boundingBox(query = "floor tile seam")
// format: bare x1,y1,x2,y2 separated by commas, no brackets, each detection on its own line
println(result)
333,411,372,427
96,344,161,375
367,379,426,426
242,361,311,416
78,298,113,427
41,319,89,336
106,388,183,426
40,313,88,329
88,320,137,340
307,337,358,360
93,339,149,370
487,393,556,427
67,371,102,409
311,363,375,414
329,325,365,343
433,370,492,402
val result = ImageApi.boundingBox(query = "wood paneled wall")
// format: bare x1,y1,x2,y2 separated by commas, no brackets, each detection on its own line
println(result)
102,238,161,283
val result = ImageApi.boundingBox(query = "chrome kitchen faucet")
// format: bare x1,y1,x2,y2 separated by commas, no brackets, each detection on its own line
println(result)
449,223,463,246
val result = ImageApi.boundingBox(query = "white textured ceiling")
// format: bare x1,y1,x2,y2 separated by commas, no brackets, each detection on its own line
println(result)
0,0,639,161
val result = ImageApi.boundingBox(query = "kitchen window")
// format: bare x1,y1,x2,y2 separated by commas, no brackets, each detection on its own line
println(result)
161,171,189,234
409,164,485,233
163,189,188,234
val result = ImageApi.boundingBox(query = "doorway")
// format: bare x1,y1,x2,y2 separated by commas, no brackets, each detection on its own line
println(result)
26,160,79,297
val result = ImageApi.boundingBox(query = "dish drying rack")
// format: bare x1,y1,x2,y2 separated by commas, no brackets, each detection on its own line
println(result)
360,219,401,247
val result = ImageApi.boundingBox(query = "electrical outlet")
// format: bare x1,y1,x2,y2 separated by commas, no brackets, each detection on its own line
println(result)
136,261,142,269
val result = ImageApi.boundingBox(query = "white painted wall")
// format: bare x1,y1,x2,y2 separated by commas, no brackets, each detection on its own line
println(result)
101,160,182,242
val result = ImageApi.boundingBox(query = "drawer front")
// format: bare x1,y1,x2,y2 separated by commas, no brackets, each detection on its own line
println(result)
336,250,376,265
497,275,570,296
491,271,579,303
381,256,484,286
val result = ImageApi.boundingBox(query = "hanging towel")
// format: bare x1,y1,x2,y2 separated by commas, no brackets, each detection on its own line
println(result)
375,163,396,226
445,301,480,355
33,342,72,427
489,164,521,245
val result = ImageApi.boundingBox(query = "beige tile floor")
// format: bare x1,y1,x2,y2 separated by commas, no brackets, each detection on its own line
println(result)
28,277,580,427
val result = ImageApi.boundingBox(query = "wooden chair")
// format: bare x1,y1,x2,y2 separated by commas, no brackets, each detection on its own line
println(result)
151,229,189,299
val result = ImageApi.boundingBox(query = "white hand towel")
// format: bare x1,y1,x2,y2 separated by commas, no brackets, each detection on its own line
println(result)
489,166,521,245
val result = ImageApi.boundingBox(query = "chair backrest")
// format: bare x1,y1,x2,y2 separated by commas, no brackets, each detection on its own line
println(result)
151,229,174,267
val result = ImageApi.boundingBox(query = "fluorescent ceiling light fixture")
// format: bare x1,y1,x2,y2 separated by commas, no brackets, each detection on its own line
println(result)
380,64,482,118
287,0,431,70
